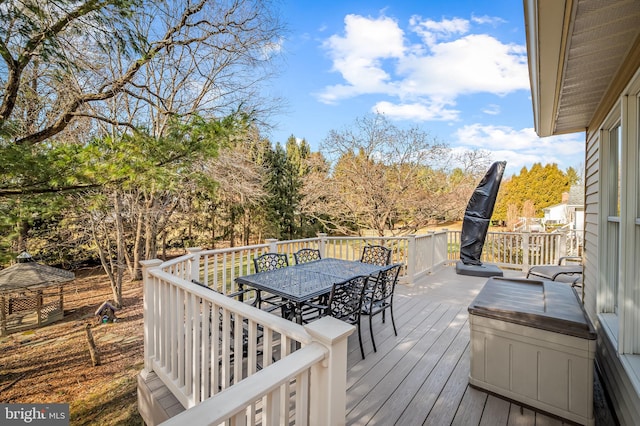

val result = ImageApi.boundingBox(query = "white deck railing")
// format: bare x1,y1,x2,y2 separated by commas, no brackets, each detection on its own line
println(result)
141,259,354,425
446,229,584,270
140,229,583,425
167,232,449,295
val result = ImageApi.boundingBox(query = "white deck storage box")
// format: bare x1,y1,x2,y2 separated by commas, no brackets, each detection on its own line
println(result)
468,277,596,426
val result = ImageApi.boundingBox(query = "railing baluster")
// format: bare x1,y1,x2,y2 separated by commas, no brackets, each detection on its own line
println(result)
222,255,228,294
185,293,194,399
170,285,178,380
177,287,184,386
211,301,220,396
191,293,200,404
202,300,211,400
233,311,243,385
203,254,209,287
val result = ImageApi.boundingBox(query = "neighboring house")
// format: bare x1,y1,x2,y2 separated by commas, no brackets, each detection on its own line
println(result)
524,1,640,424
542,185,585,232
542,202,567,226
567,185,585,232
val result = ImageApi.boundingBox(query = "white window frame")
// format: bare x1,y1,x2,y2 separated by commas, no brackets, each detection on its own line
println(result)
621,76,640,355
599,66,640,359
598,106,621,321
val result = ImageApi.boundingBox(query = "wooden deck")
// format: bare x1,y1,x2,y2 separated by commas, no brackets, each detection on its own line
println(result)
345,266,616,425
138,265,618,425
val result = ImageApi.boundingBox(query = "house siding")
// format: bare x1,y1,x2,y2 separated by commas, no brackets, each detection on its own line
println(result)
583,128,599,320
597,324,640,425
584,61,640,424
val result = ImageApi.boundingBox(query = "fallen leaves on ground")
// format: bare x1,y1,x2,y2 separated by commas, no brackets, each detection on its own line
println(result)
0,267,144,426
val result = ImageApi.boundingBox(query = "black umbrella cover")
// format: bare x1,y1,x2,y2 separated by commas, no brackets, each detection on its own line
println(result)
459,161,506,266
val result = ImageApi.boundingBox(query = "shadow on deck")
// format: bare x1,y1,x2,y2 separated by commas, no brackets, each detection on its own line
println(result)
345,265,617,425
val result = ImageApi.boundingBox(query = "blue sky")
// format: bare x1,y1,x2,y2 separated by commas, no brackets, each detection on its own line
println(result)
265,0,584,176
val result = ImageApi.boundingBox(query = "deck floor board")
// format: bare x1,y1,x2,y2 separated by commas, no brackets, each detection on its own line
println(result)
344,266,617,426
346,305,464,424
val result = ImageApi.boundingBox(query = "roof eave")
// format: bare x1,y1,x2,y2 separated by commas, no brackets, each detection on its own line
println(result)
524,0,572,137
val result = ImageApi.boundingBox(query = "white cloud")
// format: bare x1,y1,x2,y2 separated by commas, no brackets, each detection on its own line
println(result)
397,34,528,98
409,16,469,46
373,100,459,121
452,124,585,174
482,104,501,115
317,14,529,121
324,14,405,61
317,14,406,104
471,15,507,26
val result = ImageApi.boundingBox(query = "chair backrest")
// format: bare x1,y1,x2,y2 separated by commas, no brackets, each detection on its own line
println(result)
294,248,321,264
370,264,401,305
327,275,368,325
254,253,289,273
360,245,392,266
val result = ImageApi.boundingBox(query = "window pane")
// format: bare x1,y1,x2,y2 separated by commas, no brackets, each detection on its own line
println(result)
610,125,621,216
618,126,622,217
604,124,621,314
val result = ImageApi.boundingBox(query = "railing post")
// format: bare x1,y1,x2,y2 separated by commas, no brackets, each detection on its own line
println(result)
266,238,278,253
522,232,530,272
187,247,202,283
406,234,416,285
429,231,437,271
443,229,452,262
140,258,163,378
305,317,355,426
434,231,444,268
558,230,567,259
318,233,327,258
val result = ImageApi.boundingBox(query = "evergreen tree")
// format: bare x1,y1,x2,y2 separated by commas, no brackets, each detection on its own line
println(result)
285,135,321,237
263,142,300,239
494,163,572,223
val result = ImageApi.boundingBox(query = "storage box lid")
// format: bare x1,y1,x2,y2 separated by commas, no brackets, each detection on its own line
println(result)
468,277,596,339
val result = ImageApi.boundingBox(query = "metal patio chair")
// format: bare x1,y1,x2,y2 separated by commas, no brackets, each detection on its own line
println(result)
360,245,392,266
192,280,271,389
254,252,289,272
299,274,370,358
253,252,293,317
325,275,369,359
293,248,321,264
361,264,401,353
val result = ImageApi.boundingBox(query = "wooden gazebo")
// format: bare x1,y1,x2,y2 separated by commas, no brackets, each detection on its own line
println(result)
0,253,75,336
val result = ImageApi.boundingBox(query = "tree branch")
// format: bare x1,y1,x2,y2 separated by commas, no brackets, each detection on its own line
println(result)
0,182,104,196
14,0,209,145
0,0,108,123
71,112,138,130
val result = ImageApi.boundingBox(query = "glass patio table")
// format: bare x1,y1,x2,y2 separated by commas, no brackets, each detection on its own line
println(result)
235,258,388,323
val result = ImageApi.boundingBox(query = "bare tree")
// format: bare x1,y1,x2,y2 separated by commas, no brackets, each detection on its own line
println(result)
83,0,284,284
202,141,267,247
307,113,449,236
442,149,494,221
507,203,520,230
0,0,284,150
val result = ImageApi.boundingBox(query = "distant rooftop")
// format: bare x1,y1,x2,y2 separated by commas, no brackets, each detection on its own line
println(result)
567,185,585,207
